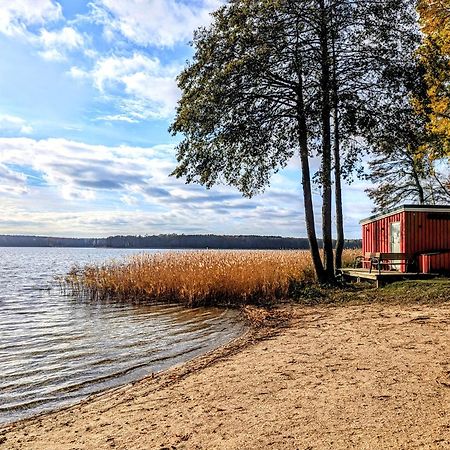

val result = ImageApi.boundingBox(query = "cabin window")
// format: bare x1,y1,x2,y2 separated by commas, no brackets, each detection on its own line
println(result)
390,222,401,253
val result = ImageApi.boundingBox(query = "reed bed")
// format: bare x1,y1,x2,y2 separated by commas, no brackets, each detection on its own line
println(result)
64,249,360,307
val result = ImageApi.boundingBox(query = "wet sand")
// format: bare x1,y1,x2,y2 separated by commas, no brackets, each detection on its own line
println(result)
2,303,450,449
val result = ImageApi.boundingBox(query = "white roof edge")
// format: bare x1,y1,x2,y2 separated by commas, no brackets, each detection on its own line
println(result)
360,206,450,225
360,206,405,225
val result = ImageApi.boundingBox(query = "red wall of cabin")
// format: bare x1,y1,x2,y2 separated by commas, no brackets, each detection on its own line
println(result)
405,211,450,273
362,210,450,274
362,212,406,255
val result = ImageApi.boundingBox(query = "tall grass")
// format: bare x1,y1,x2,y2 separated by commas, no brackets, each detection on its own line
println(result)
64,249,360,307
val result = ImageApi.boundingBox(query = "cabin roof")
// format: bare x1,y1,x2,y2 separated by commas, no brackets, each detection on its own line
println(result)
360,204,450,225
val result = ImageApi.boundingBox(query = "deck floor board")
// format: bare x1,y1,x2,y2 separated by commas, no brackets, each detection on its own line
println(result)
338,268,437,287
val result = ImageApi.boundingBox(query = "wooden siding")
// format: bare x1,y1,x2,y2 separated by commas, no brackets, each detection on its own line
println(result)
405,211,450,273
362,212,405,255
363,210,450,274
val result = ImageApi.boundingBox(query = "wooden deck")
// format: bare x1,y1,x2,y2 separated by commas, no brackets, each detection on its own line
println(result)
338,268,437,288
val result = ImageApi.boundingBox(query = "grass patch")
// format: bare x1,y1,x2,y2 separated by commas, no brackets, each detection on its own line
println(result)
308,279,450,306
376,279,450,304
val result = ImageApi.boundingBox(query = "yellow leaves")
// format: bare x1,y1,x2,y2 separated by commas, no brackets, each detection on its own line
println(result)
417,0,450,148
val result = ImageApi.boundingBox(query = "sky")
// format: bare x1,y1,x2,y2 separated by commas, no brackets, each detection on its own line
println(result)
0,0,373,239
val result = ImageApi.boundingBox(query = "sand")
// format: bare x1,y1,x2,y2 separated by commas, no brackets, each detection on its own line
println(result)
2,302,450,449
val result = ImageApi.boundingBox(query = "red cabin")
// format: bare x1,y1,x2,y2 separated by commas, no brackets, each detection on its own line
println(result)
361,204,450,274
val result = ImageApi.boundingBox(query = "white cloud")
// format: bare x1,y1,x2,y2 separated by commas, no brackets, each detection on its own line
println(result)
0,0,62,37
0,115,33,134
0,163,27,195
0,209,211,236
68,66,90,79
95,114,140,123
0,137,168,200
0,2,88,62
120,193,139,205
71,53,180,120
90,0,223,47
0,137,368,238
39,48,65,61
0,137,305,234
37,26,85,60
39,26,84,49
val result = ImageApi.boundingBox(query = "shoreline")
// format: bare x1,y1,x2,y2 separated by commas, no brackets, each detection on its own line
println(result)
0,304,248,428
0,306,288,433
2,300,450,449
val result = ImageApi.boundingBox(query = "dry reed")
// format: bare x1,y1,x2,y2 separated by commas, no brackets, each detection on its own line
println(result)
64,249,360,307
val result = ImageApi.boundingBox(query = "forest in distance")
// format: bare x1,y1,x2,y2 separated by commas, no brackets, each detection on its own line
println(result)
0,234,361,250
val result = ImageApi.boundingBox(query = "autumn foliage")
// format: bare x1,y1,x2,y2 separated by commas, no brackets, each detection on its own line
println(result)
418,0,450,152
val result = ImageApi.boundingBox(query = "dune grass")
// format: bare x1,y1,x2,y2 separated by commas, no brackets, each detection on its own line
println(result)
64,249,360,307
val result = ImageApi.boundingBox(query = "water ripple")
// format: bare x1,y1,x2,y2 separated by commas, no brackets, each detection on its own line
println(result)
0,247,244,424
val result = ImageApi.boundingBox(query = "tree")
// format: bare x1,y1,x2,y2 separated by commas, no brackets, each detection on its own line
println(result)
170,0,330,281
367,136,450,211
366,101,450,211
418,0,450,153
170,0,419,282
322,0,419,267
367,15,450,213
366,120,434,212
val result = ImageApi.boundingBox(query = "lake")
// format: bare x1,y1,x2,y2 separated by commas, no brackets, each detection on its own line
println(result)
0,247,245,424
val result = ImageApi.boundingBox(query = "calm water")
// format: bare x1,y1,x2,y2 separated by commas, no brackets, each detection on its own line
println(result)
0,247,244,424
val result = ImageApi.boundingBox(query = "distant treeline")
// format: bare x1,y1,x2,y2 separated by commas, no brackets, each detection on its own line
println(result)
0,234,361,250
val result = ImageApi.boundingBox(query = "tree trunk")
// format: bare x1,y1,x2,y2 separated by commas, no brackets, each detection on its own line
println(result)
331,21,344,270
333,107,344,269
411,163,425,204
319,0,334,280
296,71,326,283
298,134,327,283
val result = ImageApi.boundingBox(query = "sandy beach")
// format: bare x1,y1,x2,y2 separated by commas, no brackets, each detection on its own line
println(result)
2,302,450,449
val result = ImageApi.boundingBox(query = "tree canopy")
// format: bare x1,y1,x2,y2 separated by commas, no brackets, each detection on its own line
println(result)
170,0,422,281
367,1,450,213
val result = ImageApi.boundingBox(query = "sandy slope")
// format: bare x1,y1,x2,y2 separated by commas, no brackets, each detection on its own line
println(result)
2,303,450,449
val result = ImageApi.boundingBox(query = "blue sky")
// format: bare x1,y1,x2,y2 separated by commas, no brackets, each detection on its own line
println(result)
0,0,372,238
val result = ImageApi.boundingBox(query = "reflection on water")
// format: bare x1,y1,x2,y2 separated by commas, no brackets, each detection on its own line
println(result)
0,247,244,424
